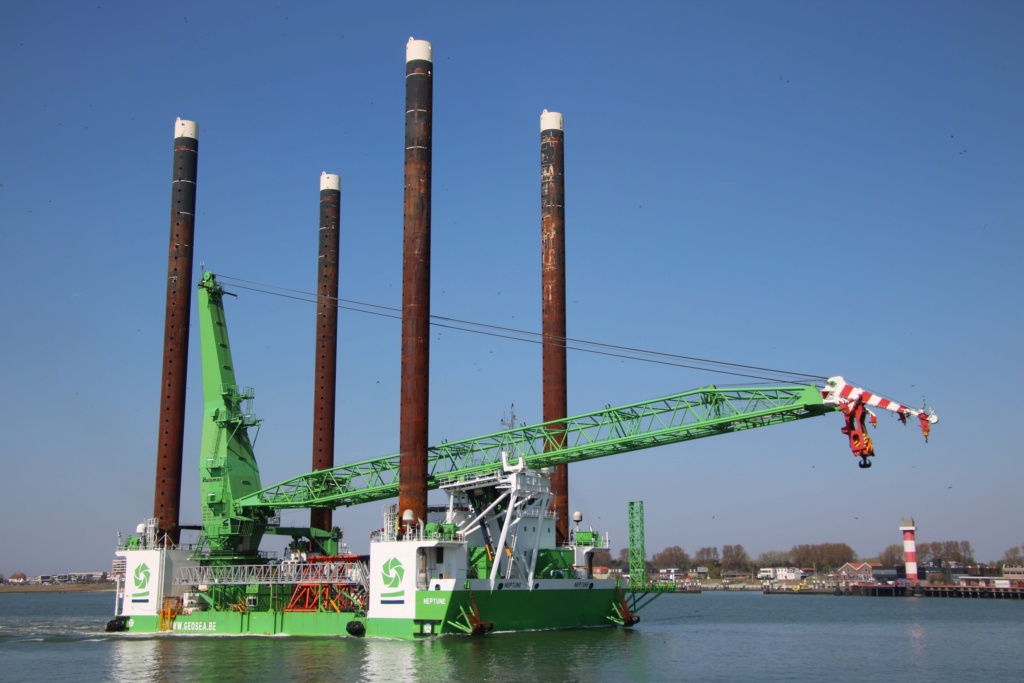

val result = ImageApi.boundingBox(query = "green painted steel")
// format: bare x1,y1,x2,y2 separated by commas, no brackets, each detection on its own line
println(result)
237,382,832,512
628,501,645,590
122,586,626,638
442,587,623,634
162,610,359,635
123,615,161,632
195,272,268,556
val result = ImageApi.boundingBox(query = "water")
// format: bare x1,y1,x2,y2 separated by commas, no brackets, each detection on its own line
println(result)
2,590,1021,682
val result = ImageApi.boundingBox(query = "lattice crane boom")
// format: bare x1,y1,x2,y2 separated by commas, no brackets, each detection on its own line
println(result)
235,383,835,512
196,272,938,531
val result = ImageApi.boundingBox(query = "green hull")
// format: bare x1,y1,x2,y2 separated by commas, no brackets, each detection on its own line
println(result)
120,586,624,639
370,586,623,638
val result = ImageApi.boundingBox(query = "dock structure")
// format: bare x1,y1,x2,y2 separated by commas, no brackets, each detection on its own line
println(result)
762,582,1024,599
846,584,1024,599
917,584,1024,599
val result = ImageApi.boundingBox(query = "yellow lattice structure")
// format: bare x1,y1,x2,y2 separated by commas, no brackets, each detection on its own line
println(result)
159,596,182,631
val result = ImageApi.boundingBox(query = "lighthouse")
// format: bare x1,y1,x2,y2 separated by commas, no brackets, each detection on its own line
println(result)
900,518,918,583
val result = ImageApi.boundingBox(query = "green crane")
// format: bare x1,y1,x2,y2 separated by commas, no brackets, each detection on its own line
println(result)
235,382,832,515
195,272,268,558
195,273,348,559
194,272,934,556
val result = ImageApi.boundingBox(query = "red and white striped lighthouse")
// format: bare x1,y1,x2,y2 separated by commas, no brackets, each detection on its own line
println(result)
900,518,918,582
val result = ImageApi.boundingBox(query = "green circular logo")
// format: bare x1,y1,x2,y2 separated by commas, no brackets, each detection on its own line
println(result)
382,557,404,588
134,563,151,590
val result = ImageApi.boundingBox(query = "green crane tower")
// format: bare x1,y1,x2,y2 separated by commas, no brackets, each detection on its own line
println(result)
628,501,646,590
195,272,267,559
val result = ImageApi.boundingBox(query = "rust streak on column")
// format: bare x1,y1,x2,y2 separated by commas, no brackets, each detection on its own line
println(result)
311,172,341,533
153,118,199,545
398,37,433,527
540,110,569,545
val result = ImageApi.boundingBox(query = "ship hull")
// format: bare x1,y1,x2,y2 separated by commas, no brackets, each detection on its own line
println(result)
116,583,623,638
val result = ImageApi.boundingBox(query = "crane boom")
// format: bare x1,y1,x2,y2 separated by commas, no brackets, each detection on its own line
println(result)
193,271,938,540
235,383,834,512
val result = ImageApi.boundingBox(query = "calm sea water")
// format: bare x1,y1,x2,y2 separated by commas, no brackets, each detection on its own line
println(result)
1,590,1021,682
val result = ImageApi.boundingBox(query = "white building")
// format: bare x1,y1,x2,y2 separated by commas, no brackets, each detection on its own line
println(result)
757,567,802,581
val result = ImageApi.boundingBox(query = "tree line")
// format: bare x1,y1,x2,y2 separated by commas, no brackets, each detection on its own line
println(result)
874,541,1022,568
597,543,857,576
591,540,1023,576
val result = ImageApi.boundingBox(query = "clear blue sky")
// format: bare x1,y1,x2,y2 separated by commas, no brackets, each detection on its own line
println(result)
2,1,1021,576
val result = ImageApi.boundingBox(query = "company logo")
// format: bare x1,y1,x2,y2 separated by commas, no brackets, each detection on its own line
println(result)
380,557,405,604
134,563,151,590
130,562,152,602
382,557,404,587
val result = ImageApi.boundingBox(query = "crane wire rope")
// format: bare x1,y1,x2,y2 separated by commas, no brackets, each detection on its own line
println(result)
215,273,830,386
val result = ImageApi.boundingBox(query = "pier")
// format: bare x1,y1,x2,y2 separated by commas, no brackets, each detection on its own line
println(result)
763,583,1024,599
918,584,1023,599
850,584,1024,599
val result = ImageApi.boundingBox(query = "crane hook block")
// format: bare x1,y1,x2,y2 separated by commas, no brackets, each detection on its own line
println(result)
821,376,939,465
840,399,875,467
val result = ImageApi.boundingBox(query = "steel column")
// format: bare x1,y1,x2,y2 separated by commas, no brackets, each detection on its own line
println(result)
153,118,199,544
311,172,341,532
398,38,433,527
540,110,569,544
